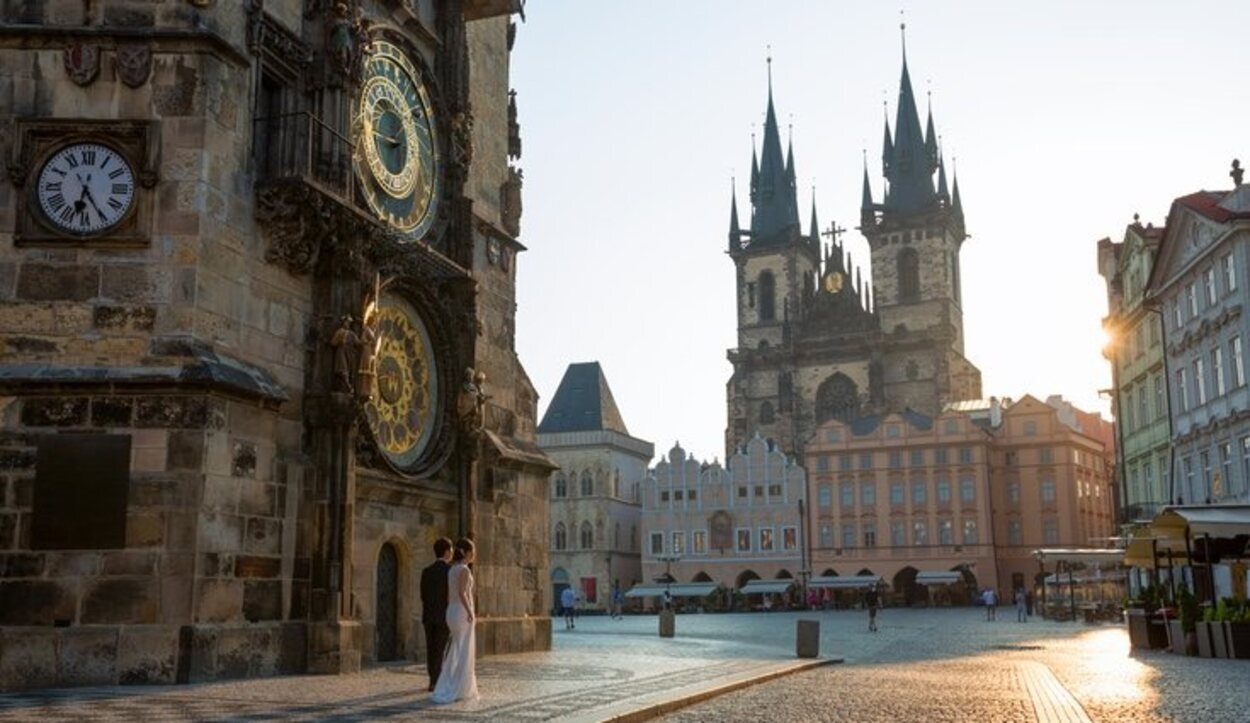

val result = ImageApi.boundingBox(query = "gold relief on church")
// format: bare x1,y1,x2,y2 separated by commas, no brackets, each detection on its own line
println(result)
364,293,439,470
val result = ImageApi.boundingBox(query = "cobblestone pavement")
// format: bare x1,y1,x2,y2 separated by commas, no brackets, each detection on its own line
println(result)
1,609,1246,722
657,609,1250,723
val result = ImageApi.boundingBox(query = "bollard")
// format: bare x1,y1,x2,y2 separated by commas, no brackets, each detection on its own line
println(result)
659,609,675,638
796,619,819,658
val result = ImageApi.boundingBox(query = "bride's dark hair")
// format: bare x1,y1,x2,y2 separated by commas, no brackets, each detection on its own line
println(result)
451,537,475,562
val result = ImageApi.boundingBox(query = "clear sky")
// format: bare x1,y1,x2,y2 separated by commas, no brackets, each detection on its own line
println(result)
510,1,1250,463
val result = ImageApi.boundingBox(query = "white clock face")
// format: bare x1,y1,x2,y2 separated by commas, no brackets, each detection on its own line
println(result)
36,143,136,235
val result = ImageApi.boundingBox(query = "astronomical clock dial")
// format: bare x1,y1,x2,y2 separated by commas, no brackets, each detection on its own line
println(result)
35,143,136,236
364,293,439,471
823,271,844,294
354,40,441,237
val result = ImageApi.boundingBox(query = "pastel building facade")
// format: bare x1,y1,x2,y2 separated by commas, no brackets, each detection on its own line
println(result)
641,437,807,595
538,363,652,612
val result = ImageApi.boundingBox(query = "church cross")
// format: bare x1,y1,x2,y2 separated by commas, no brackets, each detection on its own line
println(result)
821,222,847,244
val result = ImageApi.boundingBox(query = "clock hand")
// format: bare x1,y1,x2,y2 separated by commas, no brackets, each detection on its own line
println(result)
372,130,401,145
82,186,107,220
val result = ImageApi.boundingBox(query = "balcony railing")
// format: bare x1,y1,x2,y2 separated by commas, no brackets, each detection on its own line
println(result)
254,111,357,205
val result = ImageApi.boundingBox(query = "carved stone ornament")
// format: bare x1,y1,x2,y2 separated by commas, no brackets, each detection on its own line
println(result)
325,1,372,84
449,111,475,169
64,41,101,86
500,166,522,238
115,43,153,88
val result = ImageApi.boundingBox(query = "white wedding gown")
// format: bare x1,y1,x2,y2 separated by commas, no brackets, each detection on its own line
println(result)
431,563,479,703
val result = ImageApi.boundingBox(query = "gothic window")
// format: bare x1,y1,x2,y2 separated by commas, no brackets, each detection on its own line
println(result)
554,523,567,550
581,471,593,496
759,401,776,425
553,473,567,498
580,521,594,549
898,248,920,303
815,373,860,424
759,271,776,321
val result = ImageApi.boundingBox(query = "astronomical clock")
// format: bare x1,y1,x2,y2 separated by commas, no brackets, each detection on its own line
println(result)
350,37,451,477
353,40,442,238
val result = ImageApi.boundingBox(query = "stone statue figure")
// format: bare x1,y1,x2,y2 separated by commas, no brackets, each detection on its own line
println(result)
1232,159,1244,188
330,315,360,393
356,297,381,400
457,367,490,434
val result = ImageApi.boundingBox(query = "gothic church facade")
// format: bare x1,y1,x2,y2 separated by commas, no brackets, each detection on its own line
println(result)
725,47,982,458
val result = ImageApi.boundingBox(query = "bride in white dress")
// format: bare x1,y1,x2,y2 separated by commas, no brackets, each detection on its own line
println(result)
431,538,479,704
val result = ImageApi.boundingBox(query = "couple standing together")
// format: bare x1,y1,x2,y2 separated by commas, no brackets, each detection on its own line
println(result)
419,537,479,704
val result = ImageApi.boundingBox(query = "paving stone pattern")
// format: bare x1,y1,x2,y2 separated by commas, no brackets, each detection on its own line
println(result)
2,610,1249,721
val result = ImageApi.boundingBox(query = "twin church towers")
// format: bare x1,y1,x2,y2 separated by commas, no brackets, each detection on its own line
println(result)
725,32,982,457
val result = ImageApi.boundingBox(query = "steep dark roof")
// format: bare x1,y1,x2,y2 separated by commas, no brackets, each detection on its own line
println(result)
537,362,629,435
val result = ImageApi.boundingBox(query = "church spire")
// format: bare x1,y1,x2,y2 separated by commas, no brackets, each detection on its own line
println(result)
937,152,949,202
951,168,964,222
860,155,875,227
924,96,939,170
880,106,893,178
728,179,741,251
883,21,938,215
808,192,819,240
749,57,801,246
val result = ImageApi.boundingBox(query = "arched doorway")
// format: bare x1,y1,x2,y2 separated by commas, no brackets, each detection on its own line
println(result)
736,570,759,589
893,566,923,607
952,565,979,606
692,571,713,582
375,543,400,661
552,567,570,616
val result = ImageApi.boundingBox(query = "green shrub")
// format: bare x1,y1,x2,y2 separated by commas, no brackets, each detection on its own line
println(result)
1178,584,1200,634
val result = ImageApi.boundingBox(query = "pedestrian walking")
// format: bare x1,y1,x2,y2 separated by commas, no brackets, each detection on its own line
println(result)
982,588,998,621
865,585,880,632
1015,588,1027,622
611,588,624,619
560,586,576,630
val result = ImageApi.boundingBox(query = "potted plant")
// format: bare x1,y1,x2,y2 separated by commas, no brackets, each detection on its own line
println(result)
1228,599,1250,660
1178,584,1200,656
1211,599,1231,659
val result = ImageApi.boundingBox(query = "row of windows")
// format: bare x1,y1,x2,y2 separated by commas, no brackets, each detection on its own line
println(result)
1121,315,1162,362
1121,372,1168,435
648,527,800,556
813,446,976,472
651,483,793,506
552,521,636,552
817,478,979,508
553,469,636,500
1126,452,1171,506
1172,253,1238,330
816,519,981,548
1179,436,1250,503
1174,336,1246,413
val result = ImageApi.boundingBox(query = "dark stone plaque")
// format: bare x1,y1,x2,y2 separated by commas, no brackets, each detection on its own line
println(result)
31,434,130,550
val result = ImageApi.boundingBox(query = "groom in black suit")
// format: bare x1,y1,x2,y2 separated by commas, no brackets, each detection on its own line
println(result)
420,537,453,691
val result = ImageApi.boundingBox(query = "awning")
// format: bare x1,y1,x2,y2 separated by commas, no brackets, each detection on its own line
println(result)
1032,548,1126,565
624,582,721,598
738,579,795,595
809,575,883,590
915,571,963,585
1043,570,1127,585
1154,505,1250,539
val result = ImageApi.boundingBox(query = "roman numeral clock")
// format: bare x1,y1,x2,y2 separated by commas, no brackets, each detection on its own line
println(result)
9,120,157,246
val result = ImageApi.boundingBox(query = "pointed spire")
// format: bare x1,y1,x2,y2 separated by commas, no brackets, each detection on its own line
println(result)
924,94,939,170
937,153,949,201
728,178,741,251
808,192,819,241
881,104,893,176
952,171,964,220
749,135,759,201
883,21,938,215
860,154,875,226
749,55,801,246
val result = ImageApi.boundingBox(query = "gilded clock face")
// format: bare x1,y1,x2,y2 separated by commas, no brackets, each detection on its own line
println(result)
364,293,439,470
36,142,136,235
823,271,844,294
354,41,441,237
